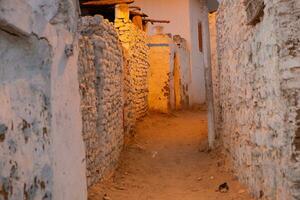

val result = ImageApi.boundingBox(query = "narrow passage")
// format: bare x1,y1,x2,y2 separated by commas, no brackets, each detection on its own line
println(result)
89,110,253,200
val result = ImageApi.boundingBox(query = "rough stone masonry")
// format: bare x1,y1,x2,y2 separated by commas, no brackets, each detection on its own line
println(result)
115,6,150,135
216,0,300,199
78,15,124,187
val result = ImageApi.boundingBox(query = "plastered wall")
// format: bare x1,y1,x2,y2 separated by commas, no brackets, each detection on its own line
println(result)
216,0,300,199
148,34,175,113
0,0,87,199
209,12,220,141
189,0,210,105
148,34,192,113
173,35,192,109
78,15,124,187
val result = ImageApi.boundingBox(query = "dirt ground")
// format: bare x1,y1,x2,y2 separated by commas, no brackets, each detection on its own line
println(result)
88,110,254,200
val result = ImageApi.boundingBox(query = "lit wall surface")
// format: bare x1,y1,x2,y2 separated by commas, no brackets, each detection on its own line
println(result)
133,0,209,104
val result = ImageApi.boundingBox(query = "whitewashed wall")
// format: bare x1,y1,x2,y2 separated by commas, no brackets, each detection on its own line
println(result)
0,1,87,199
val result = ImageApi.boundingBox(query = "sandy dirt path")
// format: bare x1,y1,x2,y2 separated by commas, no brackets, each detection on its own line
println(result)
88,110,253,200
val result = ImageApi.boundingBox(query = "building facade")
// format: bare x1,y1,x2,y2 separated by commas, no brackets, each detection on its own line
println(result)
133,0,211,105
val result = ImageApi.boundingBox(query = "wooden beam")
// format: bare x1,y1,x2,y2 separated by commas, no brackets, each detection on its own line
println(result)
82,0,134,6
143,19,170,24
132,15,143,30
129,6,141,11
130,10,148,17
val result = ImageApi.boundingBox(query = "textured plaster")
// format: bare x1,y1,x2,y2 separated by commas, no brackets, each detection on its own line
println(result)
0,1,87,199
216,0,300,199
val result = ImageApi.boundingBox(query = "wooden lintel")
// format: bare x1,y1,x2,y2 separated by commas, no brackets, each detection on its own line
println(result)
129,6,141,11
143,19,170,24
130,10,148,17
82,0,134,6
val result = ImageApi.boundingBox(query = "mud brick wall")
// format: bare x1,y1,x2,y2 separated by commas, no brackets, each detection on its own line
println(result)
115,18,150,135
216,0,300,199
0,0,87,199
78,15,124,187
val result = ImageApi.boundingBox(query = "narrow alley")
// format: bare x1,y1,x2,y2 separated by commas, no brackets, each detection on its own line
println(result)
88,110,253,200
0,0,299,200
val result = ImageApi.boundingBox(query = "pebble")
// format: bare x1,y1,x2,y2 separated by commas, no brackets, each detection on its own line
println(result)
103,194,111,200
238,189,246,194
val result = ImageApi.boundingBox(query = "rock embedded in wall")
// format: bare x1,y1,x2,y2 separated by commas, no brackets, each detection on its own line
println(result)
0,124,8,142
244,0,265,25
216,0,300,199
78,15,124,187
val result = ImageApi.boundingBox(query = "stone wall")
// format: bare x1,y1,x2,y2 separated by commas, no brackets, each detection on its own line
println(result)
115,16,150,134
216,0,300,199
0,0,87,199
78,15,124,187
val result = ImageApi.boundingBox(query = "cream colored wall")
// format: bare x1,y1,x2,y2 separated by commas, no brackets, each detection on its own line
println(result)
174,45,191,108
189,0,209,104
133,0,208,105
